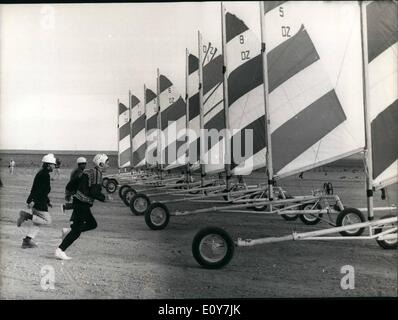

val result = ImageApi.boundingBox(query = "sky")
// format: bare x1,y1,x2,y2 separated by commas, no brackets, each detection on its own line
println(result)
0,1,262,151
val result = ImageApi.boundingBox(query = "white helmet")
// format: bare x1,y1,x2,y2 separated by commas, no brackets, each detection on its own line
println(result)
93,153,109,167
77,157,87,164
42,153,57,164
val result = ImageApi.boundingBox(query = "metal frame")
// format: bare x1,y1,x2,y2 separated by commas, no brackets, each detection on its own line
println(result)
191,2,397,270
236,216,397,246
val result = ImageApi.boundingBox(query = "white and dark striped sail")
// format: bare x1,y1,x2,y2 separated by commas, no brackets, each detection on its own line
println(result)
201,40,225,175
118,101,131,168
159,74,187,170
365,1,398,189
131,94,146,168
145,88,158,167
225,12,266,175
187,53,201,170
264,1,365,178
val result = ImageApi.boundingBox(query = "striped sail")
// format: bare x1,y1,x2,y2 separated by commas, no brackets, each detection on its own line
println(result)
131,94,146,168
158,74,187,170
366,1,398,189
118,101,131,168
145,88,158,167
187,53,201,170
201,40,225,175
264,1,365,178
225,12,266,176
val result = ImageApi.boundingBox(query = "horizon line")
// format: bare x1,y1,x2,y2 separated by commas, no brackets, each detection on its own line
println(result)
0,149,118,155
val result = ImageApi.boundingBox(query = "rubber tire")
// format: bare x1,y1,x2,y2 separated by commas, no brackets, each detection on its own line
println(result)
203,183,216,196
222,188,230,202
102,178,109,188
336,207,366,236
333,204,342,212
222,184,244,201
189,188,200,195
145,202,170,230
278,195,298,221
119,185,131,201
175,179,185,190
374,215,397,250
129,193,151,216
222,185,243,201
248,192,268,211
123,188,137,207
188,181,201,195
106,179,118,194
299,203,322,225
192,227,235,269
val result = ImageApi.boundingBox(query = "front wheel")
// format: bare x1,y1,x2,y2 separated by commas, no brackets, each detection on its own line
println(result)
280,213,299,221
248,192,268,211
102,177,109,188
145,202,170,230
336,208,365,236
174,179,185,190
119,185,131,201
192,227,235,269
130,193,150,216
374,215,397,250
299,203,322,225
123,188,137,207
106,179,118,194
278,195,298,221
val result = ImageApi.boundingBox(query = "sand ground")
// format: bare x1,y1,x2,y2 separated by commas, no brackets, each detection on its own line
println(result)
0,166,397,299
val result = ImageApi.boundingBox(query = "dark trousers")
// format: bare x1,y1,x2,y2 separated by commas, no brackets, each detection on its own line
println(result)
59,201,97,251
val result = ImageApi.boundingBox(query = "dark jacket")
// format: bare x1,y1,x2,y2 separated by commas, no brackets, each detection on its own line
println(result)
65,167,85,199
26,168,51,211
70,167,84,181
72,168,105,206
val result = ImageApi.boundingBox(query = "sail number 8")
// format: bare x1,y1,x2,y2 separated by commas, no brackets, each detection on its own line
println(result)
239,35,250,61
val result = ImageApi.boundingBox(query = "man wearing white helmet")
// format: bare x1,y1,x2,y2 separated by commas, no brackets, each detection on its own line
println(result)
55,153,109,260
61,156,87,214
17,153,56,249
52,157,61,180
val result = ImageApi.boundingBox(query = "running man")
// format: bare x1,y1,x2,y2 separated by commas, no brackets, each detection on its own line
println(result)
17,154,57,248
61,156,87,213
55,153,109,260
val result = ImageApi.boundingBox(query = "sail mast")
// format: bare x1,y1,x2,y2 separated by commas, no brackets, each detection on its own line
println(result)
117,98,120,170
156,68,163,179
143,84,147,171
198,31,206,186
359,1,374,221
128,90,133,170
185,48,190,182
220,2,231,189
259,1,274,200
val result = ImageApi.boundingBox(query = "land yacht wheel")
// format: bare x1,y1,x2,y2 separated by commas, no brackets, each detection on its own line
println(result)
130,193,150,216
145,202,170,230
192,227,234,269
336,208,365,236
